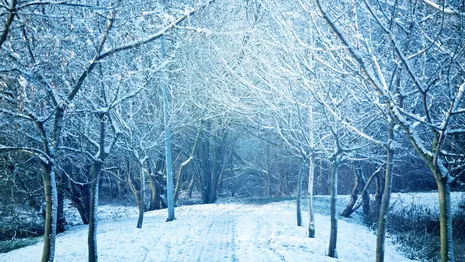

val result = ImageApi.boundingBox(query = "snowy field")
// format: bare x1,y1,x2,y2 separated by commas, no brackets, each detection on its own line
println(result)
0,199,411,262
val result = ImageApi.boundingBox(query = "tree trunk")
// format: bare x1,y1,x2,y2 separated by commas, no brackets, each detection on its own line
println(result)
266,171,271,197
375,172,384,211
115,168,123,198
127,161,145,228
174,130,199,204
67,177,90,225
197,171,209,204
209,142,225,204
209,170,218,203
137,167,145,228
41,164,57,262
352,166,381,217
173,160,186,205
162,34,175,221
76,185,90,225
296,164,302,227
328,159,338,258
307,103,316,236
319,159,325,195
341,164,360,217
360,172,370,216
266,143,271,197
282,172,289,195
187,174,195,198
148,175,161,210
376,120,395,262
148,160,164,210
88,161,103,262
437,177,455,262
57,184,66,233
108,173,114,199
308,153,315,238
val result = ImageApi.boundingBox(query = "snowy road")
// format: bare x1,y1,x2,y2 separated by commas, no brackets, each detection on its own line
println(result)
0,201,411,262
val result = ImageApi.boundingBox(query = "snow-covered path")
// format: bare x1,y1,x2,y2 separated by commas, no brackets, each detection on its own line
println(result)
0,201,411,262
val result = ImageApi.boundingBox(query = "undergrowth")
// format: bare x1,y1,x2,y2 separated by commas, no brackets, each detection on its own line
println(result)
365,196,465,261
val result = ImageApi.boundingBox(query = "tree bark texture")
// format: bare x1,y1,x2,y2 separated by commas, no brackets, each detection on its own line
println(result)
296,164,302,227
341,164,359,218
41,164,57,262
88,161,103,262
376,120,395,262
328,159,338,258
437,177,455,262
162,34,175,221
137,167,145,228
307,153,315,238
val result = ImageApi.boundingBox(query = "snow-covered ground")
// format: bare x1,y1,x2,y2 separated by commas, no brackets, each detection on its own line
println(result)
389,191,465,214
0,200,411,262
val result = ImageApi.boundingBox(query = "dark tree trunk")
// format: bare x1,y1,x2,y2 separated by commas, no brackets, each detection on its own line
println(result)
57,183,66,233
197,128,212,204
197,171,209,204
148,159,164,210
173,162,185,205
296,164,302,227
136,167,145,228
209,171,218,203
174,130,199,204
148,176,162,210
115,168,123,198
265,143,271,197
318,159,325,195
341,163,360,217
375,172,385,211
195,120,229,204
88,161,103,262
108,173,114,199
68,182,90,225
328,159,338,258
360,172,370,216
127,161,146,228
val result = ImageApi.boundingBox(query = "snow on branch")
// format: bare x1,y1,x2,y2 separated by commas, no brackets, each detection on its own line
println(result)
98,0,216,61
67,10,116,102
0,108,36,122
0,0,17,49
314,0,386,98
0,145,51,164
16,1,118,11
65,0,215,107
422,0,465,17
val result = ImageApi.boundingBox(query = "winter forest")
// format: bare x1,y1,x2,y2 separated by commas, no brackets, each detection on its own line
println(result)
0,0,464,261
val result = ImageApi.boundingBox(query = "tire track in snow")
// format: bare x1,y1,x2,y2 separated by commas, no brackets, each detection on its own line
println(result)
215,214,236,261
196,212,237,262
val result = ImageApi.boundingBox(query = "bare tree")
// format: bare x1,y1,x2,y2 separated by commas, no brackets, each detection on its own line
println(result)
313,0,465,260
